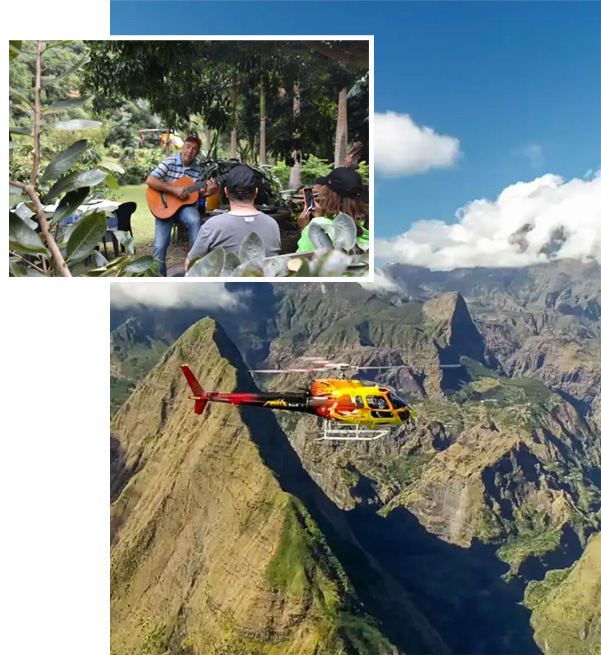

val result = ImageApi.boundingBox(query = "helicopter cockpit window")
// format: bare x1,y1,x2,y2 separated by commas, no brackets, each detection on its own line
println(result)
366,395,390,410
355,396,365,408
388,393,408,409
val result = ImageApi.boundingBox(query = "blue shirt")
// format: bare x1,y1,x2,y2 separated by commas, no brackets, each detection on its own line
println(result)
150,152,203,183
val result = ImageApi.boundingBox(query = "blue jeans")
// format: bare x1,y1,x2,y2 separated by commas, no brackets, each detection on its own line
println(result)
153,205,202,277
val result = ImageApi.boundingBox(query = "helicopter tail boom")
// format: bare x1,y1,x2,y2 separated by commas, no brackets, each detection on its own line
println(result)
181,364,208,415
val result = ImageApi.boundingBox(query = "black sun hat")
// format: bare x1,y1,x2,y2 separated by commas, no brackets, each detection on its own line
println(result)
225,165,257,192
316,167,363,198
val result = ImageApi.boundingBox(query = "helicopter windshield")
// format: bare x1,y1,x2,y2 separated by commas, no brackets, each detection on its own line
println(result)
388,392,408,409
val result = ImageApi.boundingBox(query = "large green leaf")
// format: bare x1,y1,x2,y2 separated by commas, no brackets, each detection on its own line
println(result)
99,161,125,174
9,126,32,136
9,213,48,255
47,98,89,113
308,222,334,250
9,41,22,60
103,173,120,190
50,187,90,225
113,230,135,254
42,41,73,52
9,87,32,107
333,213,357,251
187,248,225,277
15,203,36,228
40,140,88,183
310,249,352,277
222,251,241,276
123,256,156,274
231,259,265,277
66,211,107,262
46,169,107,201
50,119,102,131
239,232,265,263
263,257,286,277
43,55,90,88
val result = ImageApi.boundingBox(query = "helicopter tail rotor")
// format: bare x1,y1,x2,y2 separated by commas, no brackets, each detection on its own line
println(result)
181,364,208,415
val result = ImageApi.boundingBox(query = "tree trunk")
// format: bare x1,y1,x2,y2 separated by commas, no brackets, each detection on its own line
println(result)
259,80,266,165
230,80,238,159
230,127,237,159
204,128,211,154
288,84,302,189
165,127,172,157
334,87,348,168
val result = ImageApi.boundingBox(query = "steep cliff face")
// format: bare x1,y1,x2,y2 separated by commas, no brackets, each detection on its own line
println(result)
527,533,601,655
110,318,447,655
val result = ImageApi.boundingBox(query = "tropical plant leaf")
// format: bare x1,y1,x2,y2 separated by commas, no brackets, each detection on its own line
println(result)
9,41,22,60
222,251,241,276
113,230,135,254
103,173,120,190
231,259,265,277
310,249,352,277
187,247,225,277
42,41,73,52
332,212,357,251
9,87,32,107
46,97,87,111
40,139,88,183
99,161,125,174
308,221,334,250
65,211,107,262
46,169,107,201
15,203,36,225
263,257,286,277
123,255,156,274
9,213,47,255
50,187,90,225
89,249,109,268
49,119,102,131
42,55,90,88
239,232,266,263
9,126,32,136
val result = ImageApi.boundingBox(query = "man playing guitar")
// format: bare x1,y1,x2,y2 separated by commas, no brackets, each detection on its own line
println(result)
146,135,218,276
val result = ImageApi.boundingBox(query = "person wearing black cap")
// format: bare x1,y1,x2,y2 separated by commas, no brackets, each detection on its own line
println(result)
146,135,218,276
297,167,369,252
185,165,281,270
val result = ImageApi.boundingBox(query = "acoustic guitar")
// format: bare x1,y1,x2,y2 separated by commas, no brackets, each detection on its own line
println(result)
146,174,225,220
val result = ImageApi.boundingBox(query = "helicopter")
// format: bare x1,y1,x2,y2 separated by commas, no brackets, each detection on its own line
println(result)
181,358,462,441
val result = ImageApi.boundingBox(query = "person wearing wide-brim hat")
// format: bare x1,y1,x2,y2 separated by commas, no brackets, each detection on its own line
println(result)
297,167,369,252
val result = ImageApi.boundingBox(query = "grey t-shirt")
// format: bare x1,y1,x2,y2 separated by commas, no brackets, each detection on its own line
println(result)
188,210,281,261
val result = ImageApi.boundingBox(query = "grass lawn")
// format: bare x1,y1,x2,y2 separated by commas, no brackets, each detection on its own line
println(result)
113,183,191,274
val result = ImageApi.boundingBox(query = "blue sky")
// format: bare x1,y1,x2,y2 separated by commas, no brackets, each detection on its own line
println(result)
111,1,601,267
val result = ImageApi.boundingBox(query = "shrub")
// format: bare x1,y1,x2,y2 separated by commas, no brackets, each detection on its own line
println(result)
301,154,333,185
272,160,291,188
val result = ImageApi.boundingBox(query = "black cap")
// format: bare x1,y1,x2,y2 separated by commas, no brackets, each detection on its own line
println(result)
316,167,363,198
225,165,257,192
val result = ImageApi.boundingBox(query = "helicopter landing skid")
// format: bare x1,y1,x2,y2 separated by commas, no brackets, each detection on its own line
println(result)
316,422,390,442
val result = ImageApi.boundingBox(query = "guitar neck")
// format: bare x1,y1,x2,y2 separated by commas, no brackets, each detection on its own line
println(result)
185,179,207,194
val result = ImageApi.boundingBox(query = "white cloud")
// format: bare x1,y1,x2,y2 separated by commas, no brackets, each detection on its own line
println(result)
111,282,242,309
357,270,400,292
376,171,601,270
516,143,545,168
374,111,461,175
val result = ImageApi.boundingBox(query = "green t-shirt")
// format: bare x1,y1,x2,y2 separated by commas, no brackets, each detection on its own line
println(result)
296,215,369,252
